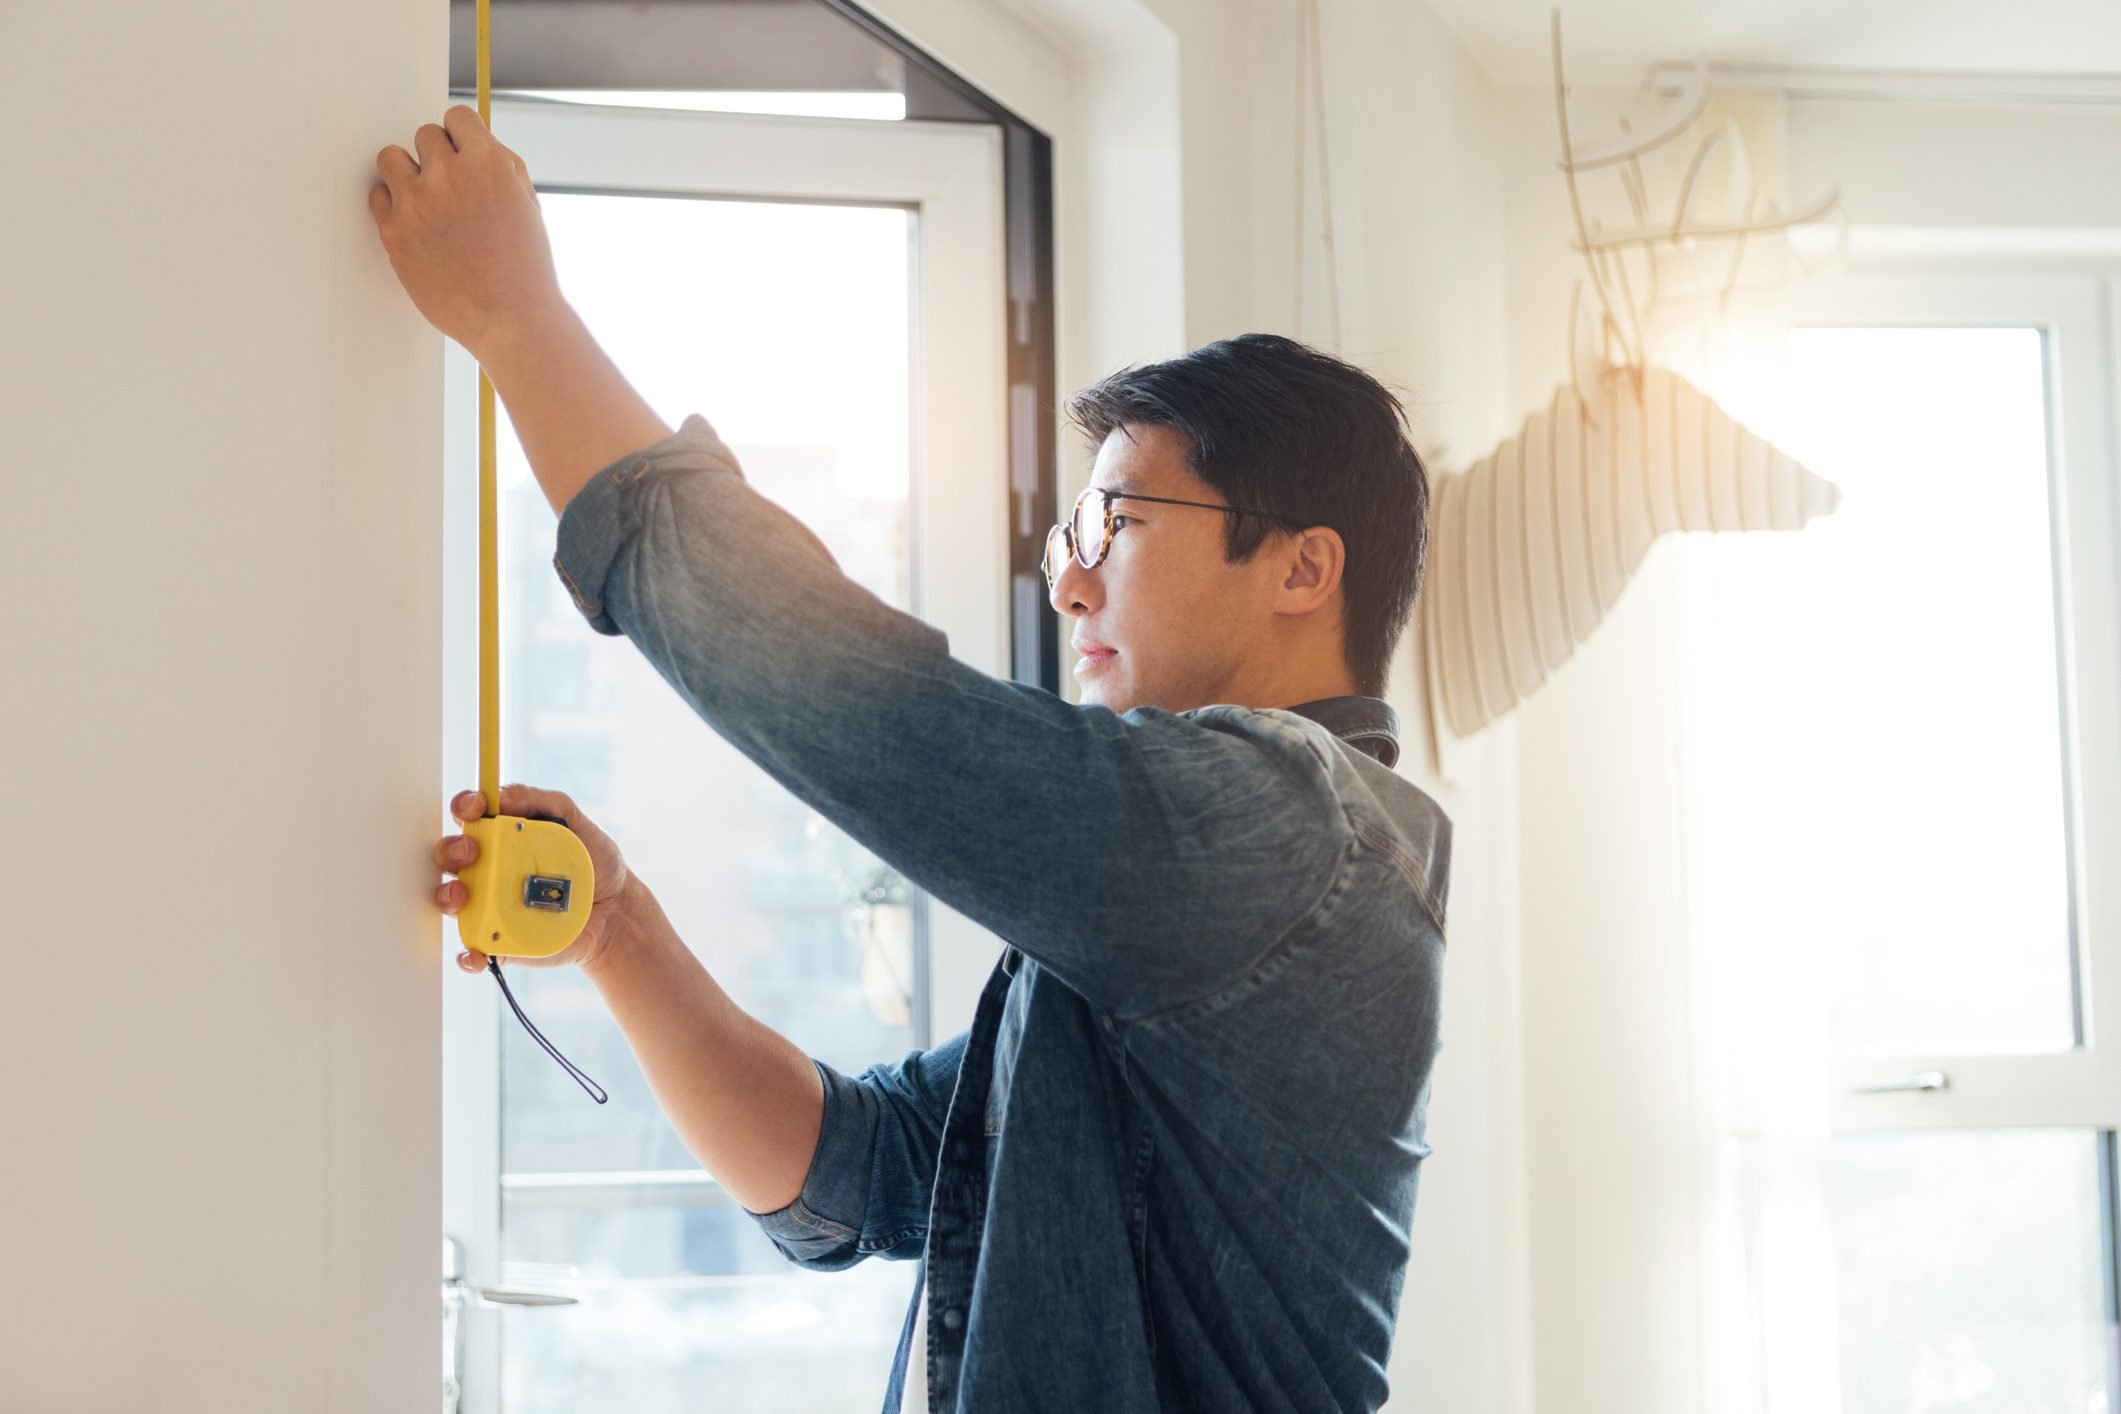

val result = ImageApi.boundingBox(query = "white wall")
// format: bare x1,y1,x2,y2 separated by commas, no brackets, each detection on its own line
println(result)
0,3,445,1410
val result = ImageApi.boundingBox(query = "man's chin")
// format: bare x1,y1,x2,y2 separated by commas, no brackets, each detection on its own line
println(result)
1077,677,1123,712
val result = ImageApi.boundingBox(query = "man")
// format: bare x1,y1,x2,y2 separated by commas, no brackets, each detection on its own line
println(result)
382,106,1449,1413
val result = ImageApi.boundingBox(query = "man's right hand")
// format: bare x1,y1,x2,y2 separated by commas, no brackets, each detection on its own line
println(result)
434,783,635,974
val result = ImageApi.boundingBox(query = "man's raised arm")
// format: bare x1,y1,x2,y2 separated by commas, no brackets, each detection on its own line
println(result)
537,408,1353,1021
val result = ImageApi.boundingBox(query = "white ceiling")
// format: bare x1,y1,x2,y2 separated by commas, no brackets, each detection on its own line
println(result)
1424,0,2121,87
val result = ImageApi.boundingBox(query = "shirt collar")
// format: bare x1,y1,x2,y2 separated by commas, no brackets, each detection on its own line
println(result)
1283,695,1401,769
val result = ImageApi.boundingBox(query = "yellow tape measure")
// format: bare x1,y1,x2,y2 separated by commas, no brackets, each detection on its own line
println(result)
452,0,597,962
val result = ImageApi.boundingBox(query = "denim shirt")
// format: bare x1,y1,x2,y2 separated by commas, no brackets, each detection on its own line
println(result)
553,414,1452,1414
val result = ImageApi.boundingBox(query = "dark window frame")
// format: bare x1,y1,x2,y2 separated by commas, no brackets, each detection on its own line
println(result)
450,0,1060,693
813,0,1058,692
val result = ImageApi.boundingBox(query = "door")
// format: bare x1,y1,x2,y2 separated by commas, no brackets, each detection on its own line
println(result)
440,98,1008,1414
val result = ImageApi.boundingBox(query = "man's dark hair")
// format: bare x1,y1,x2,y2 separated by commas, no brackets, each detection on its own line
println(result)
1064,332,1429,699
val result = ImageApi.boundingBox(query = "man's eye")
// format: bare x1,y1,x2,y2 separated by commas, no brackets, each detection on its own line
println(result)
1110,514,1137,531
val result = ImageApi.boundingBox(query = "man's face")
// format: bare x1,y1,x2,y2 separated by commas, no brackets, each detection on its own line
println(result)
1048,424,1288,714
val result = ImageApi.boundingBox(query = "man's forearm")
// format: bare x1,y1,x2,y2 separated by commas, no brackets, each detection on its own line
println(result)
582,877,824,1215
473,299,675,518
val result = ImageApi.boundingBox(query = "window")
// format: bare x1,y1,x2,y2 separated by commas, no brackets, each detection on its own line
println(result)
1687,273,2121,1414
439,22,1045,1404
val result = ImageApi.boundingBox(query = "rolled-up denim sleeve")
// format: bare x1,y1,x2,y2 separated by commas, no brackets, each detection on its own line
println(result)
746,1032,967,1270
552,414,1352,1019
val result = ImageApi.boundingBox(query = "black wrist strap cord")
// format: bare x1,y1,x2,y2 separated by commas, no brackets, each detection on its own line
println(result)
489,956,608,1104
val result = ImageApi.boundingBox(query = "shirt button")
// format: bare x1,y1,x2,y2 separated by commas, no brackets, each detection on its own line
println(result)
941,1307,964,1331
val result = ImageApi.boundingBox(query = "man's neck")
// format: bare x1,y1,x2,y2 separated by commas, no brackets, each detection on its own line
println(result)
1226,663,1364,714
1157,676,1366,716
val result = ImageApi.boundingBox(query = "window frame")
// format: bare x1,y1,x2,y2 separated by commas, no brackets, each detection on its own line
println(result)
438,100,1012,1414
1771,270,2121,1135
1691,265,2121,1414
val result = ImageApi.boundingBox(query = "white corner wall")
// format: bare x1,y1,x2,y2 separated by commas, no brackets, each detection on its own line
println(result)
0,3,446,1410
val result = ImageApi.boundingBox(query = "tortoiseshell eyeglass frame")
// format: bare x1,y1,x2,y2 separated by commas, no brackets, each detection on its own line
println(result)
1041,486,1307,591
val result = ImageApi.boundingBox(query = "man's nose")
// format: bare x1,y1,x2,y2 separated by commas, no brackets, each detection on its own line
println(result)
1047,551,1101,617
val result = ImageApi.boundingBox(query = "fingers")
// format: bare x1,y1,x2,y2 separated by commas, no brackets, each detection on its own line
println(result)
412,122,456,170
435,832,477,872
497,781,579,827
438,775,517,979
373,143,418,199
441,105,492,149
437,783,582,874
378,108,485,190
449,782,574,822
436,789,484,872
367,182,391,224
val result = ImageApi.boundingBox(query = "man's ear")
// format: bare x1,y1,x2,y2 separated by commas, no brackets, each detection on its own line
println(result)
1275,525,1346,615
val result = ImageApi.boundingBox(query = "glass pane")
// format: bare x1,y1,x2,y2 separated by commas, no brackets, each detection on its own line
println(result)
1704,327,2077,1056
493,193,921,1413
1828,1129,2114,1414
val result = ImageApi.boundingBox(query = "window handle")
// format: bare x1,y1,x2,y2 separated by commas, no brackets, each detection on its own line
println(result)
444,1236,576,1414
443,1279,578,1309
1849,1070,1950,1096
442,1236,579,1309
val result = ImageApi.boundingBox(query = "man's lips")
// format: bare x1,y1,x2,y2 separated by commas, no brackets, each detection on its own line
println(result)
1072,639,1117,673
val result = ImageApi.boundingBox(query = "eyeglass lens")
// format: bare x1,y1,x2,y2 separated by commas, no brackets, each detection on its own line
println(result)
1042,524,1068,588
1044,488,1114,588
1071,489,1110,569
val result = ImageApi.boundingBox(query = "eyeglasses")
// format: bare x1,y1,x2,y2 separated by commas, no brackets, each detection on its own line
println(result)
1042,486,1305,591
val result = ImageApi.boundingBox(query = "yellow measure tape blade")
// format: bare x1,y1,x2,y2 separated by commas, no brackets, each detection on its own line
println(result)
457,0,598,967
476,0,499,822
